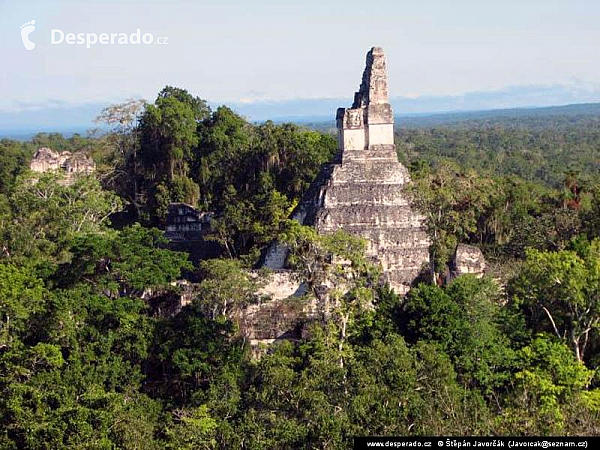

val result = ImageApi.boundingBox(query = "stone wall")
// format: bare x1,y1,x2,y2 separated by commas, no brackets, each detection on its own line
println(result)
242,270,312,348
263,47,430,295
29,147,95,185
452,244,486,278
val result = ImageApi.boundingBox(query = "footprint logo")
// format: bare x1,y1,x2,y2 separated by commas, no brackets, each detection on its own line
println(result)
20,20,36,50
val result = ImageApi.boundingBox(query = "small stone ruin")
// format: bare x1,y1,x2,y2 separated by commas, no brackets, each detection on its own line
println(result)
165,203,212,242
452,244,486,278
29,147,95,185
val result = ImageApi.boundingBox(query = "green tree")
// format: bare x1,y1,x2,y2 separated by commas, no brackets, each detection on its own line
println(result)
163,405,217,450
94,98,146,219
151,302,244,404
406,161,495,277
401,276,515,395
280,221,380,369
0,264,44,349
138,86,207,221
59,224,192,295
499,336,596,434
196,258,256,320
510,239,600,362
0,139,31,195
1,172,123,265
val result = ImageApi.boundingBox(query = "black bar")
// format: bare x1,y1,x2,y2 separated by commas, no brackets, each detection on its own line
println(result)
354,437,597,450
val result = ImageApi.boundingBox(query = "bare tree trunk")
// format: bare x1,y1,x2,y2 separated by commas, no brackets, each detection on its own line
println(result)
338,313,348,369
572,334,582,363
541,306,562,340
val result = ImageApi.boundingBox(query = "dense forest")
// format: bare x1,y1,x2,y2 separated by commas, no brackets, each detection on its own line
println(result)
2,87,600,448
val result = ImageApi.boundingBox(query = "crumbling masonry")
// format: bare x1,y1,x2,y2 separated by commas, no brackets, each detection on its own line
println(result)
263,46,430,295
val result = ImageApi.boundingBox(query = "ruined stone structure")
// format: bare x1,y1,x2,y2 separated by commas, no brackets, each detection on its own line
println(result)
165,203,222,264
149,48,485,349
452,244,486,278
243,271,311,348
29,147,95,185
62,152,96,174
263,47,430,295
29,147,66,173
143,280,195,318
165,203,212,242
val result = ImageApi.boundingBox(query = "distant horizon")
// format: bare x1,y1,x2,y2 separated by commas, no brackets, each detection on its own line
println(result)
2,0,599,115
2,98,599,141
3,0,599,139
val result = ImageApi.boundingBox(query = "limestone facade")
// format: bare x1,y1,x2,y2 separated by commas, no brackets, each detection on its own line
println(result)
264,47,430,295
29,147,95,186
30,147,95,175
452,244,486,278
165,203,212,242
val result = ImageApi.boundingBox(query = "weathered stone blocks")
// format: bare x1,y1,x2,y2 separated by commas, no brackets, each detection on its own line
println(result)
264,46,430,295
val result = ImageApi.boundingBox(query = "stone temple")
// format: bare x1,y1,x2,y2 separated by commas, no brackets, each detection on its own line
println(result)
263,46,430,295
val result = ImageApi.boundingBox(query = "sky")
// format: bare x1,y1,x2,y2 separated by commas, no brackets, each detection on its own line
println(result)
1,0,599,120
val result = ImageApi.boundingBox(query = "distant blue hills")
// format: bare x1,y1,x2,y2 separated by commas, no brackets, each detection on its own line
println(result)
2,83,600,139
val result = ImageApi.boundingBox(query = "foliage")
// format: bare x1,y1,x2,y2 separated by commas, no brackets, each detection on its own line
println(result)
498,336,596,434
1,172,123,266
3,91,600,446
406,161,584,274
510,238,600,362
401,276,516,395
397,115,600,188
0,263,44,348
58,224,193,294
94,98,146,219
0,139,31,195
136,87,207,223
130,88,336,248
195,258,256,320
